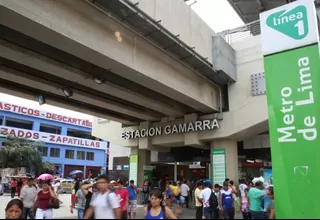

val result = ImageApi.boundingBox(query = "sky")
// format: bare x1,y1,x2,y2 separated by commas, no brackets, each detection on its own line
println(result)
0,0,243,119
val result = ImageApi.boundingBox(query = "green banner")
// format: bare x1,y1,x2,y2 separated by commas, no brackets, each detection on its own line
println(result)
260,0,320,218
129,154,138,185
211,148,226,186
264,44,320,218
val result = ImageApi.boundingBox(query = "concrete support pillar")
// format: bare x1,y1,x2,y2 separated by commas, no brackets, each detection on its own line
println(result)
211,140,238,184
174,162,178,182
184,113,202,146
139,121,151,150
131,147,151,186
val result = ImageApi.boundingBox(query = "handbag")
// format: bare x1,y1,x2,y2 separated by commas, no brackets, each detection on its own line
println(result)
49,197,60,209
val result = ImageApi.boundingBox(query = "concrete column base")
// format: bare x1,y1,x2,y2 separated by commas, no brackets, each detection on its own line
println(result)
211,139,238,184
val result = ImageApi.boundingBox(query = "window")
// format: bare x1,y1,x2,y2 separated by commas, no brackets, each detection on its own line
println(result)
0,116,3,125
86,152,94,161
65,150,74,159
50,148,60,158
77,151,85,160
38,146,48,157
5,117,33,130
67,129,95,140
39,124,61,134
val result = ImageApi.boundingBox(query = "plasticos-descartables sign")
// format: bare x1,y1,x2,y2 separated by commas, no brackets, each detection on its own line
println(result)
260,0,320,218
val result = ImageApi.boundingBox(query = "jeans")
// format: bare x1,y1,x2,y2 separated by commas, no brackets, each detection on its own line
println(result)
250,211,266,219
23,207,35,219
195,206,203,219
183,196,189,208
11,187,16,198
78,208,84,219
242,211,252,219
203,207,215,219
223,207,235,219
143,193,149,205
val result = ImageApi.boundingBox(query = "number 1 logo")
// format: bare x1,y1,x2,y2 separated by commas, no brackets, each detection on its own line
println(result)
266,5,309,40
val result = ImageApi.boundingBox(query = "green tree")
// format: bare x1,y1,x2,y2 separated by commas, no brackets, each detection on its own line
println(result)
0,136,56,174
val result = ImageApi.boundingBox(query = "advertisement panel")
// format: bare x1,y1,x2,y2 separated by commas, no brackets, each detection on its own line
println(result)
211,148,226,186
0,101,92,128
0,126,107,150
260,0,320,218
129,154,138,185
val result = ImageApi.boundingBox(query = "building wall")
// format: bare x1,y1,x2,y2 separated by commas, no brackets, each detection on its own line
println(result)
108,143,131,171
200,35,268,140
0,103,107,178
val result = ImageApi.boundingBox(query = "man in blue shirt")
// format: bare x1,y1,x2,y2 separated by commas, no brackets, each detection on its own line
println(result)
127,180,138,219
220,182,235,219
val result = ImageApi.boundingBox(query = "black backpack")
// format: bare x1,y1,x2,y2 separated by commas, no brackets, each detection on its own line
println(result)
209,191,218,209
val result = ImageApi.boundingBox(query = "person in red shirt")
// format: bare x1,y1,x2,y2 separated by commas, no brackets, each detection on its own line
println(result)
10,179,17,198
32,180,56,219
115,180,129,219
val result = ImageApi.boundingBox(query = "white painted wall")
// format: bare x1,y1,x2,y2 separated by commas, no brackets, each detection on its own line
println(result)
200,35,268,140
128,0,215,62
108,143,131,171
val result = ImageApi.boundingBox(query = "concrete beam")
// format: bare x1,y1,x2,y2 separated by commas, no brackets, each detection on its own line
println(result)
0,67,161,121
0,40,185,117
0,0,220,112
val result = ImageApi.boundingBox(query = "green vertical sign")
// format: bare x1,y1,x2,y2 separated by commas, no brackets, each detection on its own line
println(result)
211,148,226,186
260,0,320,218
129,154,138,185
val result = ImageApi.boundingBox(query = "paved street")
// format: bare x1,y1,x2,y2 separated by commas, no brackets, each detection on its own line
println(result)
0,193,197,219
1,193,241,219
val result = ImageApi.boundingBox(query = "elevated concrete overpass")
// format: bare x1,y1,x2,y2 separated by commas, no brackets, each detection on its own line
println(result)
0,0,235,126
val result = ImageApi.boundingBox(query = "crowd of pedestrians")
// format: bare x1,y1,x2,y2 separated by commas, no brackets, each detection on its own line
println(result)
4,177,61,219
193,178,275,219
3,174,275,219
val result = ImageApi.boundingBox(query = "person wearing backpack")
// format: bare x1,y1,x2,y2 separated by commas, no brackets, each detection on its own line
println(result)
199,182,216,219
219,182,235,219
83,175,121,219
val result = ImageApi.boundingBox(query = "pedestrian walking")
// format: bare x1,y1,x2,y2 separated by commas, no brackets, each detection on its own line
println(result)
127,180,138,219
141,180,150,206
248,181,266,219
81,181,98,219
20,178,37,219
144,189,177,219
180,180,190,208
220,181,235,219
194,181,203,219
33,180,56,219
10,178,17,198
115,180,129,219
71,187,87,219
17,178,23,197
83,175,121,219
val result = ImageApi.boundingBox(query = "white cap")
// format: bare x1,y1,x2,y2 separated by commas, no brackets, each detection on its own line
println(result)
110,180,116,184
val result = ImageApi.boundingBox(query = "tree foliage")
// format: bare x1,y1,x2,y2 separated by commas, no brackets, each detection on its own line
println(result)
0,136,56,173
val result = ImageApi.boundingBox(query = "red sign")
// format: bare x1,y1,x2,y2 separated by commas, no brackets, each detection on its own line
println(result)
0,102,92,128
0,126,107,150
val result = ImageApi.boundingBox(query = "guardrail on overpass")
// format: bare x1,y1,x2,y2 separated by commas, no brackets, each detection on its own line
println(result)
217,20,261,44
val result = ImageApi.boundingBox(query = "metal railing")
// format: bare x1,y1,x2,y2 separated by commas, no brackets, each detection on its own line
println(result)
218,20,261,44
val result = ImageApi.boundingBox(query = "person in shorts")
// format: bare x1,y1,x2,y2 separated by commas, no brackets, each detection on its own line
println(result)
127,180,138,219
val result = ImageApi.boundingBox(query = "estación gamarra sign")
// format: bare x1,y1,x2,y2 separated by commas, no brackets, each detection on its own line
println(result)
121,119,220,140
